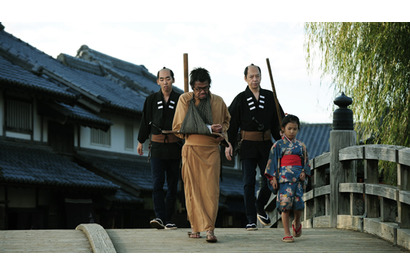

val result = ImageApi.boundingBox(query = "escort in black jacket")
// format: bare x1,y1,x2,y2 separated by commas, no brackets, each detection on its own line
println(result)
137,67,182,230
225,64,284,230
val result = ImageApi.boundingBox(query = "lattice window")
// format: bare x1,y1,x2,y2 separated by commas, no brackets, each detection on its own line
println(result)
5,98,33,133
124,123,134,150
90,127,111,146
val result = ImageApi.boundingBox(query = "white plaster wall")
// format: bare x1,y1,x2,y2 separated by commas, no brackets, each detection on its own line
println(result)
80,114,142,156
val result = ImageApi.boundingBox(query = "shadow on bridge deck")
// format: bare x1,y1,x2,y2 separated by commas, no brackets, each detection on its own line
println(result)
0,224,407,253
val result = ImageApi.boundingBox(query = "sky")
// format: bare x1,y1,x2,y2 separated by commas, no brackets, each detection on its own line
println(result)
2,1,407,125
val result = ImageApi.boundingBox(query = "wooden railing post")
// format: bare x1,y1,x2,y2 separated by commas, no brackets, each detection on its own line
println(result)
313,159,328,217
330,131,356,227
398,148,410,228
330,93,356,228
364,156,380,218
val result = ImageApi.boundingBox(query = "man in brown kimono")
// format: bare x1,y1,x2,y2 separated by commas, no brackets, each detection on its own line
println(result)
172,67,231,243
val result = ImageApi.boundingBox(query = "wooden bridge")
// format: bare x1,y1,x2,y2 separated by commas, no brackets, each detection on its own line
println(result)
264,133,410,252
1,133,410,253
0,224,407,253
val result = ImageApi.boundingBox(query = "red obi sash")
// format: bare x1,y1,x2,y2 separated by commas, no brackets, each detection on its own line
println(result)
281,155,301,166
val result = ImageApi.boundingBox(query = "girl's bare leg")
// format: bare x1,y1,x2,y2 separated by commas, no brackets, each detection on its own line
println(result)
292,210,303,237
294,210,302,227
282,211,291,236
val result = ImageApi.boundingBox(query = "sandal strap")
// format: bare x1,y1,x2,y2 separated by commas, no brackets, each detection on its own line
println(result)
282,235,294,242
188,232,201,238
206,230,215,236
206,231,217,242
292,223,302,236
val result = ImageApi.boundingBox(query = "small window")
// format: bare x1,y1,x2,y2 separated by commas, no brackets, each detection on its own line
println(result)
5,98,33,133
124,124,134,150
91,127,111,146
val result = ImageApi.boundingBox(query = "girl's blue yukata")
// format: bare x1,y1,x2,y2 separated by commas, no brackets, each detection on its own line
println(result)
264,136,311,213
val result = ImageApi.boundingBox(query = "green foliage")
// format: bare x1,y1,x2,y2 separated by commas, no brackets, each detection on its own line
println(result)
379,160,397,185
304,22,410,147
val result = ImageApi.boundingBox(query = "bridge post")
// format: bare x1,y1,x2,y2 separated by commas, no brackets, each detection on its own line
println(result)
330,93,356,228
398,148,410,228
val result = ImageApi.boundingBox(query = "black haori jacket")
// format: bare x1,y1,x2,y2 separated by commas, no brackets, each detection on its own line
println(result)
138,89,182,159
227,86,284,160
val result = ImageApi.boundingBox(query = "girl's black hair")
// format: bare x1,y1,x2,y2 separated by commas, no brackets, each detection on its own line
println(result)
281,114,300,129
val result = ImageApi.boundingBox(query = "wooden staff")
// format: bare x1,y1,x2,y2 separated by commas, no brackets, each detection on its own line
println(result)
266,58,282,126
183,53,189,93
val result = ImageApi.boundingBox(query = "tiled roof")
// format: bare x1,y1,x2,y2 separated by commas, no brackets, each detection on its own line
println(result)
0,140,119,191
75,46,157,94
104,189,144,204
57,102,112,125
297,123,332,159
0,27,159,114
57,53,148,112
76,45,184,94
76,151,244,198
0,33,113,128
76,153,154,191
38,101,113,131
0,55,75,101
58,52,104,76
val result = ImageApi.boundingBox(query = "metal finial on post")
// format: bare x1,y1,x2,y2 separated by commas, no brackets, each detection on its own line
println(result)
333,92,353,130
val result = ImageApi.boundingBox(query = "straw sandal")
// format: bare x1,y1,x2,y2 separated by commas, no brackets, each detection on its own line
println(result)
292,223,302,237
206,230,217,243
282,235,294,243
188,232,201,238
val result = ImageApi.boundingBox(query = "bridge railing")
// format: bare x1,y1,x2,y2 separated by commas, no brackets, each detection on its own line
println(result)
302,144,410,249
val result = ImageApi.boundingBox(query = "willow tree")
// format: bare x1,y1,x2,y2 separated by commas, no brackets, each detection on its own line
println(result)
304,22,410,148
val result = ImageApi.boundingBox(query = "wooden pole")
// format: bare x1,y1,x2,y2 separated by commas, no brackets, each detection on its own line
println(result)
329,130,357,227
266,58,282,126
183,53,189,93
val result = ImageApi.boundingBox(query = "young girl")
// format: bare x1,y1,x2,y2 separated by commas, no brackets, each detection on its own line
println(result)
264,114,310,243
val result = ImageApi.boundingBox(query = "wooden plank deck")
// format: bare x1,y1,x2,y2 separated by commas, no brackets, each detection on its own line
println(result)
107,228,406,253
1,227,408,253
0,229,92,253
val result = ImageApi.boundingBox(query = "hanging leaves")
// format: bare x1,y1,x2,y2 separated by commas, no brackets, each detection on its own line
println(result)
305,22,410,147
